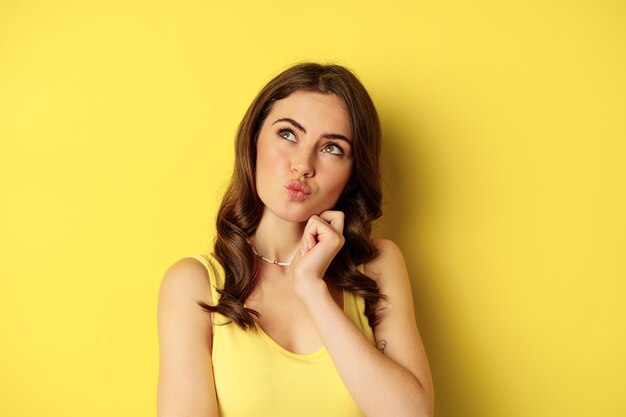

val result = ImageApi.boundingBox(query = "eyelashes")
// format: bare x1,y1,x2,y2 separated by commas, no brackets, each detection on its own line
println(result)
276,128,297,142
275,128,345,156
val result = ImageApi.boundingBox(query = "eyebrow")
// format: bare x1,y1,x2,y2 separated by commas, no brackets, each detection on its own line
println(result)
272,117,352,144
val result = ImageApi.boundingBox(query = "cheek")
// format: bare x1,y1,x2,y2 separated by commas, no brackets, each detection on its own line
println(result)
258,145,288,172
319,163,352,195
256,143,288,188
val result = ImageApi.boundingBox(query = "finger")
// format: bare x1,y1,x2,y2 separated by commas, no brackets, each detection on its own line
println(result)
303,231,315,252
301,216,323,250
304,222,317,250
305,215,337,246
318,210,345,235
308,231,318,250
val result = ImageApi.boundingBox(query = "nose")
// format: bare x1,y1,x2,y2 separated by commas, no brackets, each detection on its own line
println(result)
291,147,315,178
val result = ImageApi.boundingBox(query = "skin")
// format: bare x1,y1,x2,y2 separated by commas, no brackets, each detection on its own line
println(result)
251,89,354,264
246,89,355,353
250,90,434,415
157,89,434,417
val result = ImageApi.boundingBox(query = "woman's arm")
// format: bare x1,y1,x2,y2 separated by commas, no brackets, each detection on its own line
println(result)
297,238,434,417
157,258,219,417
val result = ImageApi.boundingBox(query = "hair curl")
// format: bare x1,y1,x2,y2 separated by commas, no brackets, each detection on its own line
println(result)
197,62,386,330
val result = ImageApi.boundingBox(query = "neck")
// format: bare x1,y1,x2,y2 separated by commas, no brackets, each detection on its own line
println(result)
250,207,307,264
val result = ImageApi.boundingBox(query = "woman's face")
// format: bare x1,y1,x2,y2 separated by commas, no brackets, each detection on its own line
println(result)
255,90,354,223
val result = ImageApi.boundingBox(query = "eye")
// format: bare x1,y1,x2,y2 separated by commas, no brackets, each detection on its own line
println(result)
322,143,344,156
277,128,296,142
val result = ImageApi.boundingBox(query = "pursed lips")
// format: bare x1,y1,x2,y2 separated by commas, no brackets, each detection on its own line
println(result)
284,180,311,194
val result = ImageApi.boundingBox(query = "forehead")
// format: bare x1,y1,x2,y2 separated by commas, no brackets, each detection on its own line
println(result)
265,90,351,134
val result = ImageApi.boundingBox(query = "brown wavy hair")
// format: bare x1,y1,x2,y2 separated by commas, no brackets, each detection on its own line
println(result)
197,61,386,330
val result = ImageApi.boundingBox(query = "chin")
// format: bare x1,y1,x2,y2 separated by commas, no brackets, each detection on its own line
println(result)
267,201,324,223
276,207,315,223
260,192,341,223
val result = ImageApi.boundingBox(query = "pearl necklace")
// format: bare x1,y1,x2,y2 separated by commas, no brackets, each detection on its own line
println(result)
247,239,292,266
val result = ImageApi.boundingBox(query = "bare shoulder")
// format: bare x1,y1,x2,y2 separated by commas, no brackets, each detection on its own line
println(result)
159,257,212,301
157,256,214,345
363,238,406,286
372,238,404,259
363,238,413,315
157,258,212,346
157,257,218,415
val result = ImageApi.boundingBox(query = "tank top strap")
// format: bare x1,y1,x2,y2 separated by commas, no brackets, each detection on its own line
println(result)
341,262,376,344
185,253,222,305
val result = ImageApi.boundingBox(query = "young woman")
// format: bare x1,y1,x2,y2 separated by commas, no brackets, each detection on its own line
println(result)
157,62,434,417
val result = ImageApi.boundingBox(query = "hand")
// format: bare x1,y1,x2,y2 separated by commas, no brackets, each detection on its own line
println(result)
289,210,346,300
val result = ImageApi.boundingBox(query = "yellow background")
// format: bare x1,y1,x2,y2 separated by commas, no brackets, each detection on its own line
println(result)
1,1,624,416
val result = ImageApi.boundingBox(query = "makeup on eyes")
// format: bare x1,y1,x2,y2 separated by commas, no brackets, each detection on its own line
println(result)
275,127,345,156
271,117,352,146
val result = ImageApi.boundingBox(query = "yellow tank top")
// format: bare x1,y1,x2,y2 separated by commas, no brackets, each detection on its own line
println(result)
186,252,375,417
